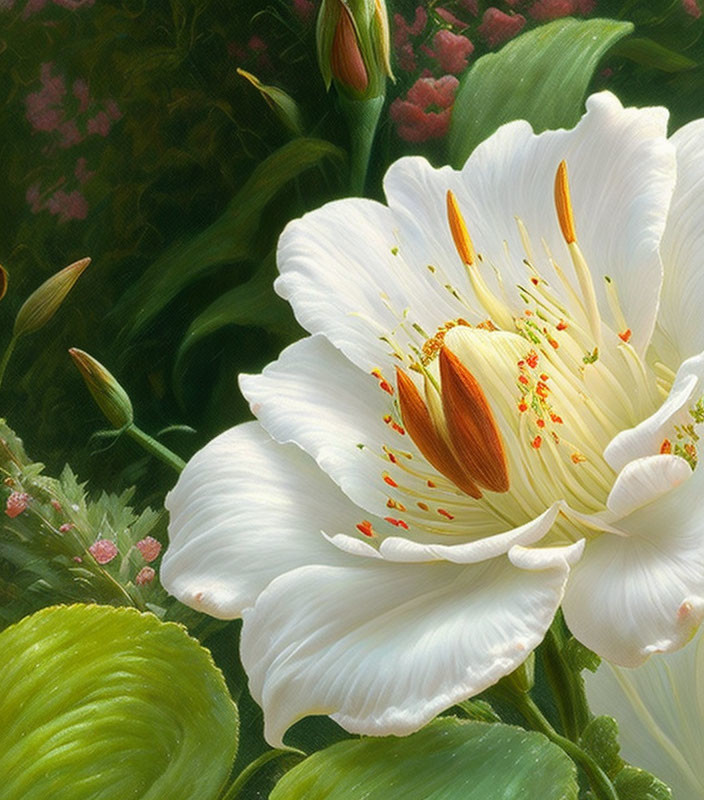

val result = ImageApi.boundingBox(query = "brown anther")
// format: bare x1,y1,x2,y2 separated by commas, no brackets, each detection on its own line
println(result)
396,366,482,498
446,190,476,267
554,160,577,244
438,347,510,493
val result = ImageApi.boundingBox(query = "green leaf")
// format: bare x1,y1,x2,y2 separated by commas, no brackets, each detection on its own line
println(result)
270,718,578,800
0,604,238,800
448,18,634,167
609,37,697,72
174,249,300,382
564,637,601,673
118,138,344,338
579,716,624,779
613,766,672,800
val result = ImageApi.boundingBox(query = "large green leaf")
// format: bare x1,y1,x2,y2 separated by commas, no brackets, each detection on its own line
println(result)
0,604,238,800
118,137,344,338
448,18,634,167
270,718,578,800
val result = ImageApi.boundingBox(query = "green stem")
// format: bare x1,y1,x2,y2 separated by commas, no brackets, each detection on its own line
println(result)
339,94,385,195
518,696,618,800
219,749,305,800
126,424,186,472
542,618,591,740
0,336,17,390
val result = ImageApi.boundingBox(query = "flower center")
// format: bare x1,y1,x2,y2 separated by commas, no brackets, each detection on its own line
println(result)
363,160,680,545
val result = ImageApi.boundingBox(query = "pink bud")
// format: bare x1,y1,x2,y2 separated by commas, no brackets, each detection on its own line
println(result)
135,536,162,563
89,538,118,565
59,522,75,532
135,566,156,586
5,492,29,518
683,0,702,17
331,4,369,93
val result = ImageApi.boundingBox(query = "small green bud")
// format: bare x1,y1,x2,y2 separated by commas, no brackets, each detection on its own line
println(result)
68,348,134,429
316,0,393,99
237,68,304,135
14,257,90,337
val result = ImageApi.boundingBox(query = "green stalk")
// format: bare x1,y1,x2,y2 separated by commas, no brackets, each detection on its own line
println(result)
125,424,186,472
542,618,591,740
219,749,305,800
0,336,17,390
517,695,618,800
339,94,385,195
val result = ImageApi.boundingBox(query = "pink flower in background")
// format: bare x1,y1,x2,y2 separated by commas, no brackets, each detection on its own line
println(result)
89,538,118,565
683,0,702,18
431,29,474,74
5,492,29,518
25,62,65,132
22,0,94,16
105,99,123,121
87,110,111,137
292,0,314,24
46,189,89,222
390,74,459,142
72,79,90,112
477,8,526,47
57,119,83,148
529,0,596,20
393,6,427,48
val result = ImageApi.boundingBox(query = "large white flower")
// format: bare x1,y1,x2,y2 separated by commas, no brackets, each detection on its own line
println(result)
162,92,704,747
584,627,704,799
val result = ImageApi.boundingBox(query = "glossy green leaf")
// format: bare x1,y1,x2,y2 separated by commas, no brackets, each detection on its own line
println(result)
174,249,300,382
0,604,238,800
270,718,578,800
237,68,305,135
449,18,634,167
610,37,697,72
119,137,344,338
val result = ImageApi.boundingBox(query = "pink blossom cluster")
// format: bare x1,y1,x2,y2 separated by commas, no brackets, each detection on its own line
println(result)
683,0,702,18
390,75,460,142
0,0,95,18
228,35,272,73
291,0,314,24
24,62,122,223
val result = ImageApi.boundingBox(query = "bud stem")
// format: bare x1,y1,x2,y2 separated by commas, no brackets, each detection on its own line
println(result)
340,93,385,195
125,424,186,473
0,336,17,391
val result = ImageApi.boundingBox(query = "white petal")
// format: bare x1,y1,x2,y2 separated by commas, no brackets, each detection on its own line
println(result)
387,91,675,353
604,351,704,472
606,454,692,518
241,555,574,746
277,93,674,369
239,334,402,516
657,119,704,366
508,538,585,571
378,503,561,563
584,631,704,800
161,422,358,618
275,196,461,373
562,459,704,666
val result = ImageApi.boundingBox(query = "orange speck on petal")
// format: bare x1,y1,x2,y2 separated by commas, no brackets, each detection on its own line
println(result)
618,329,632,343
660,439,672,455
417,502,429,511
536,419,545,428
427,480,436,488
526,352,539,369
383,473,398,488
518,375,529,385
530,277,539,286
531,436,542,449
384,517,409,529
518,402,528,413
540,373,549,382
571,452,587,463
550,413,563,424
437,508,454,520
556,320,568,331
356,520,374,537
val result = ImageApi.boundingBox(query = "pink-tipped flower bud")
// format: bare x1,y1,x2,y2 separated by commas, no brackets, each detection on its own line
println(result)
68,348,134,429
317,0,393,98
89,538,118,565
135,566,156,586
5,491,29,518
136,536,162,563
